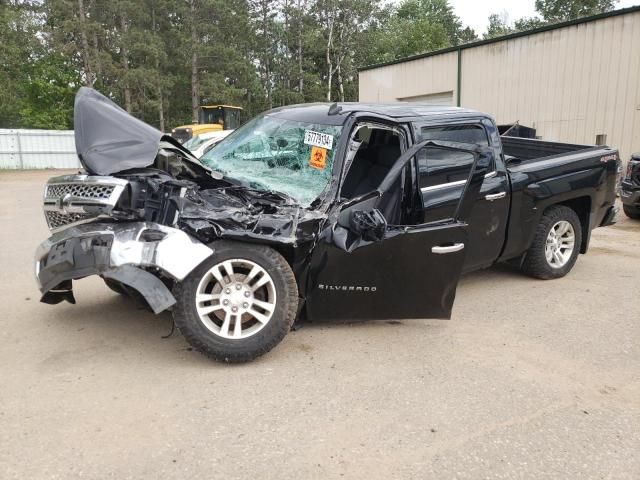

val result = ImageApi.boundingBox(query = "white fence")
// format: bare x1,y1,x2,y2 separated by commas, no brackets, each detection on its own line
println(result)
0,129,81,169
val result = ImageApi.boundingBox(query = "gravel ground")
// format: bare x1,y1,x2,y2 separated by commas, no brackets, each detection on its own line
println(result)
1,169,639,479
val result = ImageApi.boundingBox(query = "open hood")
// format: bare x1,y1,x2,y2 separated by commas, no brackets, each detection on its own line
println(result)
74,87,198,175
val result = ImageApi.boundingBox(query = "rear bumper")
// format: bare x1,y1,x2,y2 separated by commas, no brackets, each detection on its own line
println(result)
35,222,213,313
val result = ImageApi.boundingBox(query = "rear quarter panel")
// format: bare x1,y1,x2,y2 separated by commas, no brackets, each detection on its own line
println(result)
500,148,619,261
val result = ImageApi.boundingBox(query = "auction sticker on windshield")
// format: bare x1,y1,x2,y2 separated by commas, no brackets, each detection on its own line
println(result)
304,130,333,150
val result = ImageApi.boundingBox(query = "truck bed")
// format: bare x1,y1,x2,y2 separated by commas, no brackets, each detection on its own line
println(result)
498,135,619,264
501,136,601,162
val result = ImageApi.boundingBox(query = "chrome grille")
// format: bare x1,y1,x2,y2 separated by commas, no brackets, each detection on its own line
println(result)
45,211,93,230
46,183,115,200
43,175,128,232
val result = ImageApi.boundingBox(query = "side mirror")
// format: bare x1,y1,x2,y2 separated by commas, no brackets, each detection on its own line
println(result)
337,193,387,242
348,209,387,242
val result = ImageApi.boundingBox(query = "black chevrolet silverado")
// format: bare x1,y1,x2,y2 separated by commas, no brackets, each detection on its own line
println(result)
35,88,620,362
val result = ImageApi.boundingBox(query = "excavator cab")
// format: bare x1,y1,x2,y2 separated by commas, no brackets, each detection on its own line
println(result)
171,105,243,144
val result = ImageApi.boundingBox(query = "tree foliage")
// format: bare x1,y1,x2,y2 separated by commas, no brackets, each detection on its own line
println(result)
485,0,619,39
4,0,620,130
534,0,617,21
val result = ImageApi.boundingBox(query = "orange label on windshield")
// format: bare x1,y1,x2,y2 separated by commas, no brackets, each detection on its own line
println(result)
309,146,327,170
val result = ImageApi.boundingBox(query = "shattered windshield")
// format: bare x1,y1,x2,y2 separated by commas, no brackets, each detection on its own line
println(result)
200,114,342,206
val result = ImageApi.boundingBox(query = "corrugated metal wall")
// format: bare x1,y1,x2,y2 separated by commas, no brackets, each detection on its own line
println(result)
359,50,459,103
359,8,640,162
461,11,640,160
0,129,80,169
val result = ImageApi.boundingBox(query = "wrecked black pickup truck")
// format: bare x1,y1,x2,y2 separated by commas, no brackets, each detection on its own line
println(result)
35,88,620,362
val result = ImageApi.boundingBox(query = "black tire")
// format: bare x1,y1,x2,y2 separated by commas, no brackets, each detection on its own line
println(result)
623,204,640,219
521,205,582,280
172,241,298,363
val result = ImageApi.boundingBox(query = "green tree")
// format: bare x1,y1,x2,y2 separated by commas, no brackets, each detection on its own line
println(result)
484,12,513,39
0,0,487,129
396,0,464,45
513,16,546,31
534,0,617,21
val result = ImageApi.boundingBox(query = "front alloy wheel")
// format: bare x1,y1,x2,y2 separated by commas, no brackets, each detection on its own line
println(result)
195,259,277,339
173,241,298,363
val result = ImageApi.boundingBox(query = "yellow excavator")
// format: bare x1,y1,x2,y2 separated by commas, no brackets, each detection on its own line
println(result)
171,105,243,143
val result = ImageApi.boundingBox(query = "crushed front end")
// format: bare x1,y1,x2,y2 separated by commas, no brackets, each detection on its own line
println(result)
34,165,321,312
35,174,214,313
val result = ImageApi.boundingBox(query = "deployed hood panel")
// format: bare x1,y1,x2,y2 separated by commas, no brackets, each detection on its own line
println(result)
74,87,164,175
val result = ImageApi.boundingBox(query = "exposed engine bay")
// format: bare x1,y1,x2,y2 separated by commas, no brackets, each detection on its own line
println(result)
101,145,324,247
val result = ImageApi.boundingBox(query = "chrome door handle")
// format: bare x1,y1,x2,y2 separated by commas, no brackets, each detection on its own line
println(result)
432,243,465,254
485,191,506,201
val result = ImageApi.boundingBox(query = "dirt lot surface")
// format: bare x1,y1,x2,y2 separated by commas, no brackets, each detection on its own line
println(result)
1,169,639,479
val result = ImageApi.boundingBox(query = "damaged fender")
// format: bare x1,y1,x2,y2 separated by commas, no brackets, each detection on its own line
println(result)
35,222,214,313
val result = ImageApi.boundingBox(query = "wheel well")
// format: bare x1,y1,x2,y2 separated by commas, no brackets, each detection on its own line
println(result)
551,196,591,253
271,244,296,269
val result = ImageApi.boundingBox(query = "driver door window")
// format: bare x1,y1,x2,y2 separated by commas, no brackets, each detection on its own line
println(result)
417,124,489,224
418,147,476,224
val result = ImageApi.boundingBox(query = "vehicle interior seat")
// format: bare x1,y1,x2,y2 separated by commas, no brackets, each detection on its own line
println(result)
342,133,401,199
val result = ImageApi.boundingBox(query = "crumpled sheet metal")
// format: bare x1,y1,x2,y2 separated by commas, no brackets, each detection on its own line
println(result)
176,186,325,246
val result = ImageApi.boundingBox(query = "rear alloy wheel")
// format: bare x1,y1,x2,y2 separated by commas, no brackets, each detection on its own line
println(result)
544,220,576,269
522,205,582,279
173,241,298,363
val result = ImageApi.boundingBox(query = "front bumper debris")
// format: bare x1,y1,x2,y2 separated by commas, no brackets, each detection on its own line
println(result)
35,222,213,313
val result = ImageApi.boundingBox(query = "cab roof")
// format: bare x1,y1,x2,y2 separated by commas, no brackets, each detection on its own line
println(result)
266,102,487,126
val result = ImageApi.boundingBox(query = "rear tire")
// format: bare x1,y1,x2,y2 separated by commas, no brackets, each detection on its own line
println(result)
172,241,298,363
623,204,640,219
522,205,582,280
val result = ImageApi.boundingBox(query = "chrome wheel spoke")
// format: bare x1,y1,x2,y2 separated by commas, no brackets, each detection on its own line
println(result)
553,250,563,265
219,312,232,337
199,304,223,315
196,293,220,304
545,220,575,268
545,249,554,262
195,258,277,340
248,308,270,324
222,260,236,282
252,298,275,312
244,265,261,285
251,274,271,292
210,265,227,286
233,315,243,338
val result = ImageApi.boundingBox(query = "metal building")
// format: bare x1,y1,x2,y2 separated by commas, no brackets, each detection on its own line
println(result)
359,6,640,162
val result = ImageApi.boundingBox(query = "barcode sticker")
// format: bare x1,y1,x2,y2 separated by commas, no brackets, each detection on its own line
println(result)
304,130,334,150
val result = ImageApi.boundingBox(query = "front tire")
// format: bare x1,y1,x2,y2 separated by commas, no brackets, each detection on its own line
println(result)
522,205,582,280
172,241,298,363
623,204,640,219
